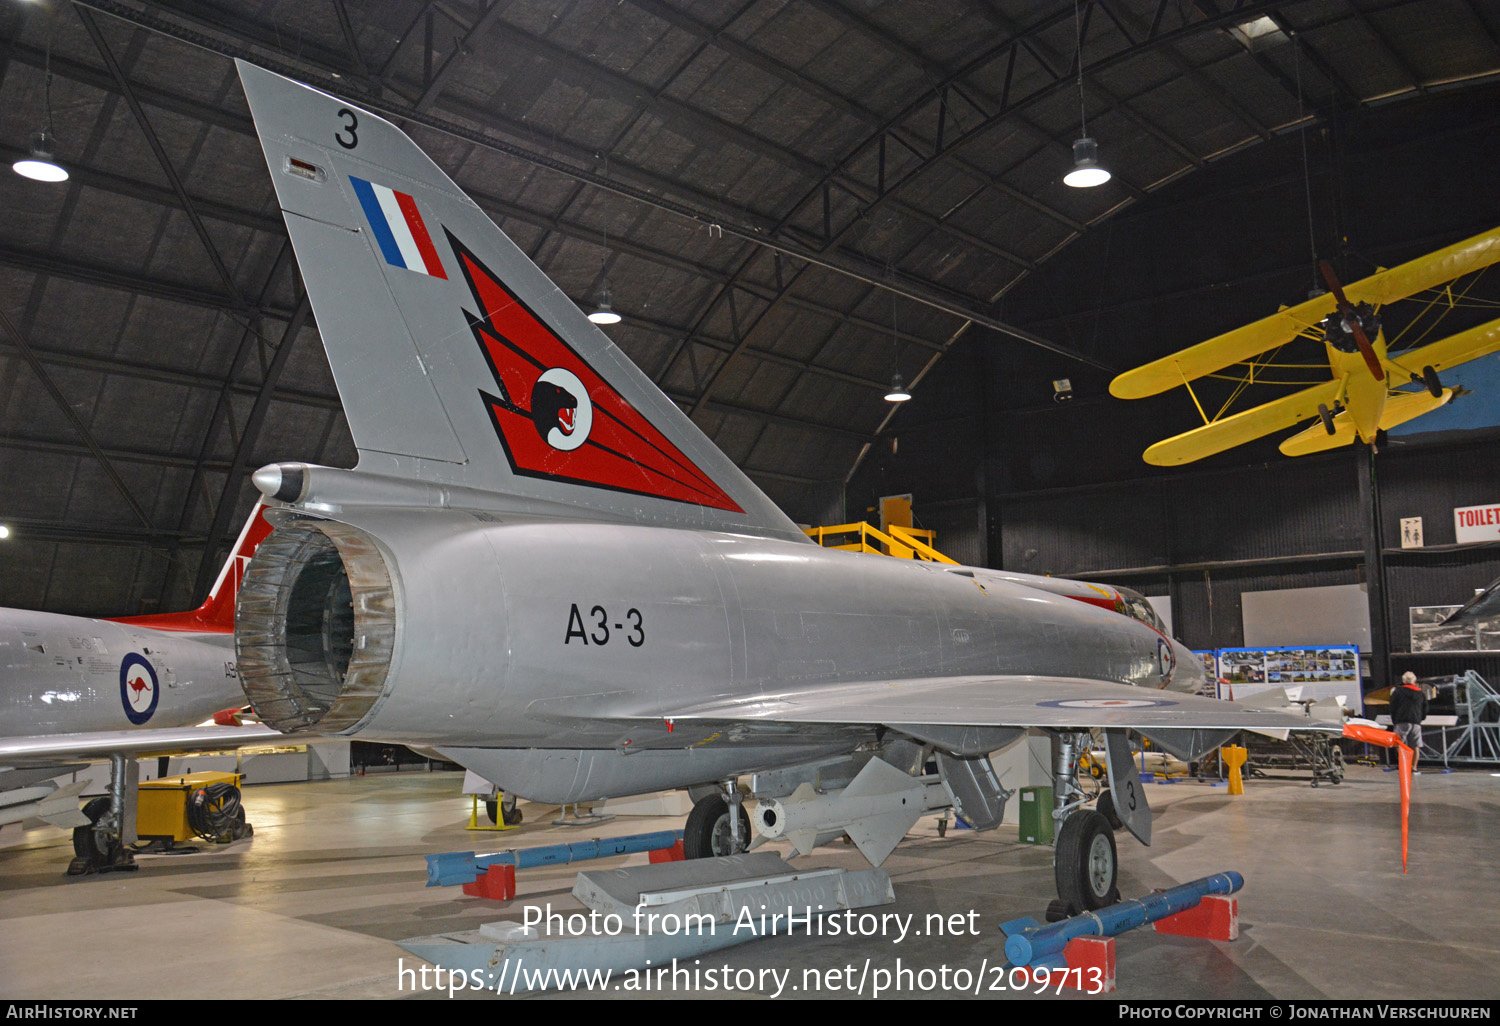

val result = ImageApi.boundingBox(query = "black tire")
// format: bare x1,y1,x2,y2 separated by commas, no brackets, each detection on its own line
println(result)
486,795,523,825
1422,365,1442,399
1096,789,1125,831
1329,747,1346,785
1318,403,1336,435
71,796,121,866
1055,809,1119,915
683,793,751,859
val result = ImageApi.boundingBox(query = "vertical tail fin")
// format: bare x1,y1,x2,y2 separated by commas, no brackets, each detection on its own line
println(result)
113,502,273,632
234,61,801,541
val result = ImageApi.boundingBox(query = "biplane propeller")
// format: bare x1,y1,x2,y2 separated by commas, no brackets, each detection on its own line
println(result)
1110,225,1500,466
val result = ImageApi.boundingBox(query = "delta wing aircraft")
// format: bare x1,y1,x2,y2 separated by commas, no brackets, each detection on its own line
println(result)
0,503,284,867
231,63,1327,914
1111,228,1500,466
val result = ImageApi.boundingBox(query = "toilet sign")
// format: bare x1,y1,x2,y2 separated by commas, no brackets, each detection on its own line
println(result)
1454,503,1500,544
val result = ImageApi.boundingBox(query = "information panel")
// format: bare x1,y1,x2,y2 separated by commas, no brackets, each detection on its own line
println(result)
1215,645,1362,713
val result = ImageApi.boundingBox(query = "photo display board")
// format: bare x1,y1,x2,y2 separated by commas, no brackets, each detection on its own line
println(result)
1214,645,1363,713
1409,605,1500,652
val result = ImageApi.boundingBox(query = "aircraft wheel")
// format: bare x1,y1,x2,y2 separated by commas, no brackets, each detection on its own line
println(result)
1328,747,1346,785
1096,789,1126,831
71,797,122,868
485,796,523,826
1055,809,1119,914
1318,403,1336,436
683,793,750,859
1422,365,1442,399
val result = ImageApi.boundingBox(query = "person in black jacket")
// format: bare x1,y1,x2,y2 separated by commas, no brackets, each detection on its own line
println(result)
1388,670,1429,768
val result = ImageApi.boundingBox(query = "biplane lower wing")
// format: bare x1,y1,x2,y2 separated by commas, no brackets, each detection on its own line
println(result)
1385,317,1500,380
1144,378,1344,466
1280,388,1452,457
1112,226,1500,400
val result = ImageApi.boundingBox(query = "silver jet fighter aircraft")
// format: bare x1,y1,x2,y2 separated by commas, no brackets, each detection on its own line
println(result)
231,63,1326,914
0,502,284,867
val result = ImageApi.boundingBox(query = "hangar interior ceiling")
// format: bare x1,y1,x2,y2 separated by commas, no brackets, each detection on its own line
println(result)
0,0,1498,617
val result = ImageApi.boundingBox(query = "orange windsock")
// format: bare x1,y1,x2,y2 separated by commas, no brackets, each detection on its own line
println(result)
1342,723,1414,873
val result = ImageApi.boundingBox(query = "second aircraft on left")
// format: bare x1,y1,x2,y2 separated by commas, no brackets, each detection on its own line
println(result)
0,501,287,869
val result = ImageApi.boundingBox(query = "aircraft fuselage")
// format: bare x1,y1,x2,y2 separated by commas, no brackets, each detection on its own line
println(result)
0,609,241,740
235,510,1200,800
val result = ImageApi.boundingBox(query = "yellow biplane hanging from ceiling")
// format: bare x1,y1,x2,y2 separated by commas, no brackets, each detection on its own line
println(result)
1110,225,1500,466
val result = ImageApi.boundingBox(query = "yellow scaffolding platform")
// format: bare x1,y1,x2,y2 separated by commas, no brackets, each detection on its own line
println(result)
803,522,958,564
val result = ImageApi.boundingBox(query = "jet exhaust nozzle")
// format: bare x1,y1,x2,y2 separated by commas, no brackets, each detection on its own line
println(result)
235,519,396,734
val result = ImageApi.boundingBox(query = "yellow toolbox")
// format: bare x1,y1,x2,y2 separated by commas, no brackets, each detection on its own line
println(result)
137,771,244,842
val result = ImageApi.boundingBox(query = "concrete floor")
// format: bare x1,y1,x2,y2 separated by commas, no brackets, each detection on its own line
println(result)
1,763,1496,1000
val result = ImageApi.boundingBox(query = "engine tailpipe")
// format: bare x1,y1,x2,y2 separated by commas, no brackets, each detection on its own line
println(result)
235,518,397,734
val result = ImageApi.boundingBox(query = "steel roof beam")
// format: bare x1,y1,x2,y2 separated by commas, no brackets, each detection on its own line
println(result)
0,243,293,319
0,336,341,411
0,305,153,529
0,436,230,473
64,2,1062,364
77,7,248,309
192,292,312,598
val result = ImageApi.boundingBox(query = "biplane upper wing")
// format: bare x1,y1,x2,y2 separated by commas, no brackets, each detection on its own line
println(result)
1143,378,1344,466
1384,316,1500,380
1112,225,1500,400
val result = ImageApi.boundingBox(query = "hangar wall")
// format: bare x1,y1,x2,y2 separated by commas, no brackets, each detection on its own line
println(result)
844,82,1500,691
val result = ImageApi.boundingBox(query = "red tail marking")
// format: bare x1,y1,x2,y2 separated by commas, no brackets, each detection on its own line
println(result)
453,235,744,513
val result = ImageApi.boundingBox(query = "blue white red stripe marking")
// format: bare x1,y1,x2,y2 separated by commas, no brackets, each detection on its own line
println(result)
348,175,447,279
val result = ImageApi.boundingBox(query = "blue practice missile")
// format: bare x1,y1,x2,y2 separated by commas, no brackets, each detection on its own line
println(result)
1002,871,1244,967
426,830,684,887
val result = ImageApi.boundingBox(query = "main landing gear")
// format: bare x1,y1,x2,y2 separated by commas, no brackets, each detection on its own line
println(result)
67,752,138,876
683,783,750,859
1055,808,1119,914
1047,731,1123,919
485,793,523,827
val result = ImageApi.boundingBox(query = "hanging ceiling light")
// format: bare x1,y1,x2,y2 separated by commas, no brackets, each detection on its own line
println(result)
884,373,911,403
1064,136,1109,188
13,33,67,184
1063,0,1109,189
13,129,67,182
587,284,621,325
586,221,621,324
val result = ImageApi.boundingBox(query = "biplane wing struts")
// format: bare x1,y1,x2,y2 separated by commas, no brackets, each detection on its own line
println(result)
1114,224,1500,465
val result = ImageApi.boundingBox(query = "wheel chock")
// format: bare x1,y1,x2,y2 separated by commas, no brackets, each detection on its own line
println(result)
462,864,516,901
648,839,685,863
1153,893,1237,941
1013,936,1116,993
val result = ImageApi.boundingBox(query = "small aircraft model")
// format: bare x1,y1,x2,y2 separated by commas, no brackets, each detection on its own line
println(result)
228,63,1327,916
0,503,285,868
1110,227,1500,465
